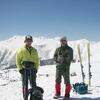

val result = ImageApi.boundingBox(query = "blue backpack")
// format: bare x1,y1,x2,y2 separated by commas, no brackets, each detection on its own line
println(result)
73,82,88,94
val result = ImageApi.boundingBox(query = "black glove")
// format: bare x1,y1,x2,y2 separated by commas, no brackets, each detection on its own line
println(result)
19,68,24,74
35,69,37,73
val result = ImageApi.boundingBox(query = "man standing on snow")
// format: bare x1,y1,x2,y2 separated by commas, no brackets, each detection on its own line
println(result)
16,35,39,99
54,36,73,99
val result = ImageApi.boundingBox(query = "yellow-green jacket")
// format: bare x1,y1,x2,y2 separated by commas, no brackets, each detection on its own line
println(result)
16,46,39,71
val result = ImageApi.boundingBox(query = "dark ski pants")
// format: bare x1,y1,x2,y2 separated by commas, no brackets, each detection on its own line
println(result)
21,68,37,99
55,66,70,84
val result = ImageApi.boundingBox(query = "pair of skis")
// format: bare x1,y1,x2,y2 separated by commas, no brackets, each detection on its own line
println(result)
77,43,92,86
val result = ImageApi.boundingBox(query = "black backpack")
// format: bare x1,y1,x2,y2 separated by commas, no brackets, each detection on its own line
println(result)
25,86,44,100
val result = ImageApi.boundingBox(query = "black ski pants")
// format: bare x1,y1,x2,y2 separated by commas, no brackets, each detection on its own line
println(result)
21,68,37,99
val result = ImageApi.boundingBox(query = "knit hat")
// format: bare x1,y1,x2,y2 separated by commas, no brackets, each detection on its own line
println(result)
24,35,33,42
60,36,67,41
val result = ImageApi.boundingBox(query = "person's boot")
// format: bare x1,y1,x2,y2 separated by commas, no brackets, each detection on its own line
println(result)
53,82,61,99
23,87,28,100
64,83,71,98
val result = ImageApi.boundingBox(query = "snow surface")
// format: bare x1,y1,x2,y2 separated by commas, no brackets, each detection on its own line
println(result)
0,36,100,100
0,63,100,100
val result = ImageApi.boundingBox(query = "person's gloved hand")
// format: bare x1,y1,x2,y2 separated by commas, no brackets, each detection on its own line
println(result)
33,67,37,73
19,68,24,74
35,69,37,73
57,55,64,64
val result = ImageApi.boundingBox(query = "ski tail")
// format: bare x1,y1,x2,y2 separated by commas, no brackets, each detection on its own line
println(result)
87,42,92,86
77,44,85,83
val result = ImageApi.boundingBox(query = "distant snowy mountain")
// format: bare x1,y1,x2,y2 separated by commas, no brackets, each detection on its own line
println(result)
0,36,100,69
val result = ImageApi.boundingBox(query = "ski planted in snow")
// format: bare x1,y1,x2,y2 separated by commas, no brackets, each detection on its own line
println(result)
87,42,92,86
77,44,85,83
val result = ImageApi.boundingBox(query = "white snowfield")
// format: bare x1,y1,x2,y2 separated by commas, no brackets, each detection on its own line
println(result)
0,36,100,100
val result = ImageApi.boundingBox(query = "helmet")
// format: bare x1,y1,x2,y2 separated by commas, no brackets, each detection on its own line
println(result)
24,35,33,42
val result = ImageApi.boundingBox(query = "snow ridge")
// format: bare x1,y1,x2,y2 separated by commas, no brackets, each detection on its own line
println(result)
0,36,100,69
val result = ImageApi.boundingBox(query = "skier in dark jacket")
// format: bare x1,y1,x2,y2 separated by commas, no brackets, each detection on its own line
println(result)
54,36,73,99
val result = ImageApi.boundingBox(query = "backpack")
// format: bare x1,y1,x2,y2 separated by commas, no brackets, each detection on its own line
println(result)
25,86,44,100
73,82,88,94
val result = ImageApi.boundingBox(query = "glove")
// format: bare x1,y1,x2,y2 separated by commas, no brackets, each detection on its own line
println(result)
19,68,24,74
32,67,37,73
36,69,37,73
57,55,64,64
35,69,37,73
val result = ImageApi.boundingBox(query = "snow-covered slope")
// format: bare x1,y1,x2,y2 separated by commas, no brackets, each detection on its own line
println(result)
0,63,100,100
0,36,100,69
0,36,100,100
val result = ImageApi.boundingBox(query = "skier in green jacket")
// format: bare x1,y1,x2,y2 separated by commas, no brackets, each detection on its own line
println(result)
54,36,73,99
16,35,39,99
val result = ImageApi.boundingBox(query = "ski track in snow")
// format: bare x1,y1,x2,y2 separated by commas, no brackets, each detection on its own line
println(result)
0,63,100,100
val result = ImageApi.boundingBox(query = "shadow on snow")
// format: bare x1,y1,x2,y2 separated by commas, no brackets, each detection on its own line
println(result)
70,97,100,100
